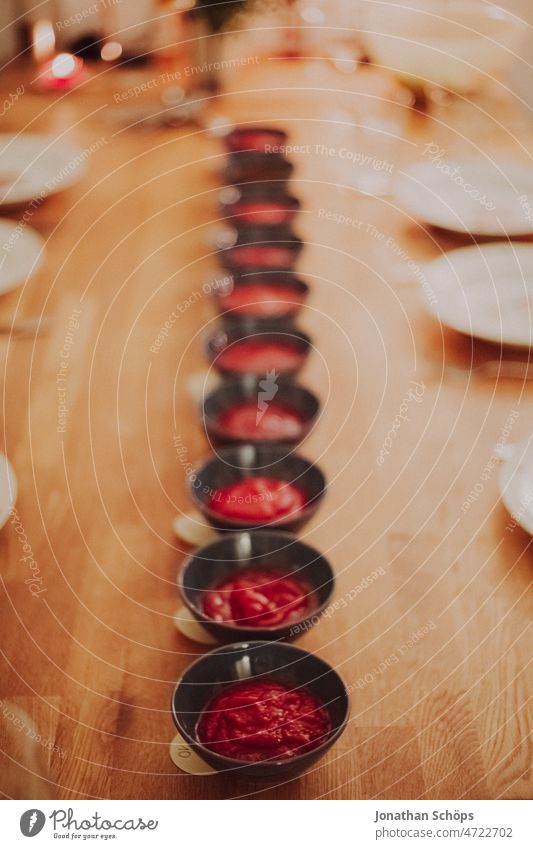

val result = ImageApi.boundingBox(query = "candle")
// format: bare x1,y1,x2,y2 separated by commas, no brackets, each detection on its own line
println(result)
32,19,85,92
35,52,85,92
32,19,55,64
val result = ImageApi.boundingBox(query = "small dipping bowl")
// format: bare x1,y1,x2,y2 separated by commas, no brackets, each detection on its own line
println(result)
223,152,294,185
190,443,326,532
205,320,312,378
223,126,288,154
202,374,320,446
178,530,334,642
211,271,309,322
171,640,349,778
216,225,304,272
219,190,301,228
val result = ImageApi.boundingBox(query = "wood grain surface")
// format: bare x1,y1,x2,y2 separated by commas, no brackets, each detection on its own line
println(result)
0,58,531,800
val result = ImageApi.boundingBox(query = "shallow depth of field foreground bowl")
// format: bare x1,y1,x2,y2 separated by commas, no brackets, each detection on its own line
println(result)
171,640,349,778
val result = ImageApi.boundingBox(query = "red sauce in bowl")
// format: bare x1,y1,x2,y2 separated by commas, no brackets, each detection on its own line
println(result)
229,200,295,227
208,477,306,523
226,130,285,153
216,339,306,374
226,244,298,269
203,568,315,627
220,283,303,317
217,401,304,441
197,680,331,762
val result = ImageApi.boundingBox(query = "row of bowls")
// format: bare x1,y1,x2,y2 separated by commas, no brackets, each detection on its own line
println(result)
171,127,349,778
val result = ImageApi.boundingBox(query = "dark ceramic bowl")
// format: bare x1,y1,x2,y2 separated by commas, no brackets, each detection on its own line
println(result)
223,152,294,185
211,271,309,323
219,183,294,204
215,225,304,272
219,193,301,228
171,640,349,778
202,374,320,446
223,126,288,154
190,443,326,532
204,320,312,378
178,530,334,642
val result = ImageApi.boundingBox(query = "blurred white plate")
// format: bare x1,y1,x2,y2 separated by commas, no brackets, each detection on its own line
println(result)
0,219,44,295
499,437,533,535
0,133,87,206
0,452,17,529
394,159,533,236
423,243,533,348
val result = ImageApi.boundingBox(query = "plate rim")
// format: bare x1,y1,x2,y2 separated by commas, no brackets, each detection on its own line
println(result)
0,451,17,530
499,437,533,535
0,132,87,206
0,218,45,295
394,158,533,236
422,241,533,349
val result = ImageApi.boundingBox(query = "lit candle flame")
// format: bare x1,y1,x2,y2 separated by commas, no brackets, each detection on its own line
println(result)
51,53,77,80
32,19,55,64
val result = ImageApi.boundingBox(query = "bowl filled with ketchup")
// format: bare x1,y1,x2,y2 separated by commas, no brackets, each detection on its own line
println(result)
202,375,320,446
171,640,349,778
179,530,334,642
211,271,309,322
219,186,301,228
190,443,326,531
222,126,288,154
222,152,294,186
205,321,312,378
216,225,303,272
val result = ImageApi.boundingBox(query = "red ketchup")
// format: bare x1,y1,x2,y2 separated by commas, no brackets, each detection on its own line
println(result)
226,244,297,269
217,401,303,441
226,130,285,153
229,200,295,227
216,339,305,374
202,568,315,627
208,477,306,523
220,283,303,318
197,680,331,761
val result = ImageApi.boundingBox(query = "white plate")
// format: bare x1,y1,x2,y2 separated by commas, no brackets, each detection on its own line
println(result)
0,133,87,206
499,437,533,535
0,219,45,295
422,243,533,348
0,452,17,529
394,159,533,236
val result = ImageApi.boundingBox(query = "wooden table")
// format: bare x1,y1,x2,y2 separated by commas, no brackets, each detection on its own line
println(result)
0,58,531,800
